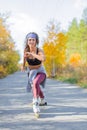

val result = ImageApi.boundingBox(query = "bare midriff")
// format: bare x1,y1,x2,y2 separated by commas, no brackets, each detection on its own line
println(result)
28,64,42,70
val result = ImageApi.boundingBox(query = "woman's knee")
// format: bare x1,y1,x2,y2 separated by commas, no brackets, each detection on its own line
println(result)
33,79,39,87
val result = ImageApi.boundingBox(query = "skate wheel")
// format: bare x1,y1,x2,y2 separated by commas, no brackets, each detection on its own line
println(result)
35,112,40,118
39,102,47,106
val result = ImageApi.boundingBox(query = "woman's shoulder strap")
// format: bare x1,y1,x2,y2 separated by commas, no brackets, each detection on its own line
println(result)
37,47,39,54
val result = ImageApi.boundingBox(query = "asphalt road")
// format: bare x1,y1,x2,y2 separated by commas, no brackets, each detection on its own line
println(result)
0,71,87,130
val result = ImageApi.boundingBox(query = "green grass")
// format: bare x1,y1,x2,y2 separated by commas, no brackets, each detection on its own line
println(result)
63,78,78,84
57,76,87,88
56,76,78,84
79,83,87,88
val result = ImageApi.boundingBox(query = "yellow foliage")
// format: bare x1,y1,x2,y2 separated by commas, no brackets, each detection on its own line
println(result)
0,65,4,72
0,17,20,77
0,18,10,43
69,53,81,67
43,32,67,76
0,65,7,78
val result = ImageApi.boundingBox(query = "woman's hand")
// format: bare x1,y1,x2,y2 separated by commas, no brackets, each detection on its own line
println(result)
24,52,32,58
21,66,25,72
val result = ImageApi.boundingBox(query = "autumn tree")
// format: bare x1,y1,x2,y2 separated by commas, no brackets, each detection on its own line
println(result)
0,14,20,78
43,21,67,76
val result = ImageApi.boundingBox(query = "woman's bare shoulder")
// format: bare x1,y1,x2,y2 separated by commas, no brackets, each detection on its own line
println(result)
38,47,44,53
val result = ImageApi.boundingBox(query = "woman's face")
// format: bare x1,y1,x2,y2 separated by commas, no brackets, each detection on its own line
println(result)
27,38,37,48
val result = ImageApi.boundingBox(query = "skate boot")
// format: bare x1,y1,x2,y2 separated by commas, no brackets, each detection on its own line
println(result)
33,99,40,118
39,98,47,106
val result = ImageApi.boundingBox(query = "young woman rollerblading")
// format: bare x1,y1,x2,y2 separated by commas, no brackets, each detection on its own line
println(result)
21,32,47,118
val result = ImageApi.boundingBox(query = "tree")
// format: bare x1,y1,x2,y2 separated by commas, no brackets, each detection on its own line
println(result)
82,8,87,24
66,18,80,60
0,14,20,78
78,20,87,62
43,21,67,76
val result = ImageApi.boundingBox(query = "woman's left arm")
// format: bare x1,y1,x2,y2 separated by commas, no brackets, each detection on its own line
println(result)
32,49,45,62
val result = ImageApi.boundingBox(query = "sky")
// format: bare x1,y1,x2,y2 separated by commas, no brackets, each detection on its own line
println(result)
0,0,87,62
